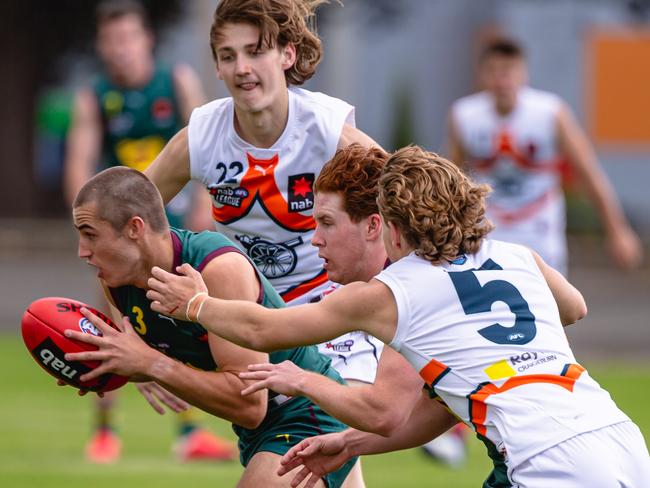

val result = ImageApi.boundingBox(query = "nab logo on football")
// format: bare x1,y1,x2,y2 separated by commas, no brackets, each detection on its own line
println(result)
79,318,101,337
288,173,314,212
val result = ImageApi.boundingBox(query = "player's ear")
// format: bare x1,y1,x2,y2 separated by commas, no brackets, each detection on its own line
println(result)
125,216,146,239
281,42,296,70
366,214,383,241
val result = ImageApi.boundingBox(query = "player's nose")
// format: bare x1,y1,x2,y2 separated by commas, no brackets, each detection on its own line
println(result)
77,242,91,259
311,228,324,247
235,56,252,75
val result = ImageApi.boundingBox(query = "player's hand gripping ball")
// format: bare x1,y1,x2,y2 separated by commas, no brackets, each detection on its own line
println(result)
21,297,128,392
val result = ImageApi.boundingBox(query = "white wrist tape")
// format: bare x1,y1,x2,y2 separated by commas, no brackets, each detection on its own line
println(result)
185,292,208,322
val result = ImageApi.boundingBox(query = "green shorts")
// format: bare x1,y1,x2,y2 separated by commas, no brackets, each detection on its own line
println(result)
234,396,357,488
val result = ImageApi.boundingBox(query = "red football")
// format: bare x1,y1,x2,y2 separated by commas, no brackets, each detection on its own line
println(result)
21,297,128,393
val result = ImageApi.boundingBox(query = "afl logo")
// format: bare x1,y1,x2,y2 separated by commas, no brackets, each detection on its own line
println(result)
79,318,101,337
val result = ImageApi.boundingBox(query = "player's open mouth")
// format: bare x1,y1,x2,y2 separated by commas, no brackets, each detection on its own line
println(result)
87,262,102,277
238,82,259,91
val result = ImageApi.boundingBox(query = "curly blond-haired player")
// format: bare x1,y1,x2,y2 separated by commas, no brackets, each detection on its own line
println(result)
146,146,650,488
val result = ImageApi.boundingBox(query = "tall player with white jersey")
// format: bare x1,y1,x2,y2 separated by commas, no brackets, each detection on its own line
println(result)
145,2,379,485
448,37,642,274
146,146,650,488
146,0,379,377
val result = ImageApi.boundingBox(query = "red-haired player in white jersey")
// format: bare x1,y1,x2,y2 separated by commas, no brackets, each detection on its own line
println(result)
447,37,642,275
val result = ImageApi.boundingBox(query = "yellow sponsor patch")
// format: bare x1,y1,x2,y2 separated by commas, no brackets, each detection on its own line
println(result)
484,360,516,380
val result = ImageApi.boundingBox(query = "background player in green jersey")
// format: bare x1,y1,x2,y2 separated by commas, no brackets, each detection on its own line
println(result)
63,166,358,488
62,0,220,463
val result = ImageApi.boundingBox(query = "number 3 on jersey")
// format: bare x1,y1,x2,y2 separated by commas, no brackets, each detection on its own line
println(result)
448,259,536,345
131,306,147,335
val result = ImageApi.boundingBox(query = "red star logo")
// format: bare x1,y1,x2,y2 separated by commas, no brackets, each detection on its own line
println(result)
292,176,312,198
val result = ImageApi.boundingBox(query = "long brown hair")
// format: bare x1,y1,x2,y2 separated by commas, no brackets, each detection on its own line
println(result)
210,0,332,85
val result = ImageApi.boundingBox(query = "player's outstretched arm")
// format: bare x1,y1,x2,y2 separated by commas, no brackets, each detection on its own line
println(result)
530,249,587,326
557,104,643,269
279,391,458,486
147,265,397,352
240,346,423,436
144,127,192,205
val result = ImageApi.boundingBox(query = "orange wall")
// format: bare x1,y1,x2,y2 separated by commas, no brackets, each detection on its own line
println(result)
587,29,650,145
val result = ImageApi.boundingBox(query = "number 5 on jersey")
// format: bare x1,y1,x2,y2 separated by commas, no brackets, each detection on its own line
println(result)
448,259,536,345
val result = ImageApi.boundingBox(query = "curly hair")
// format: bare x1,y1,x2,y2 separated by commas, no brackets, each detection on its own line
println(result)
210,0,332,85
378,146,494,264
314,144,388,222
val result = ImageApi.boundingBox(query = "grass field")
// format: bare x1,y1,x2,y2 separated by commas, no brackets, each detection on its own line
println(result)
1,331,649,487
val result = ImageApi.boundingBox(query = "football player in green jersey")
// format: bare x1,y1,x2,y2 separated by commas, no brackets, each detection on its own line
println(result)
62,0,218,463
65,166,358,488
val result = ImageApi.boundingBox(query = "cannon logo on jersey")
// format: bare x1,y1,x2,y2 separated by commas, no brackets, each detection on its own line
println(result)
288,173,315,213
236,234,303,279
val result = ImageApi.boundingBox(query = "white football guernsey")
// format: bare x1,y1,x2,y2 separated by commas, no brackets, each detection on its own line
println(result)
375,240,629,471
188,87,354,302
451,88,567,273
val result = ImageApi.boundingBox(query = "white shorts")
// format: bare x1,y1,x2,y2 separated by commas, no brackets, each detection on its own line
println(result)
287,281,384,384
510,421,650,487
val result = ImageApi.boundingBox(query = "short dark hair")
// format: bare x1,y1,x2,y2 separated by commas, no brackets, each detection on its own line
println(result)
74,166,168,233
315,144,388,223
96,0,151,30
479,37,525,62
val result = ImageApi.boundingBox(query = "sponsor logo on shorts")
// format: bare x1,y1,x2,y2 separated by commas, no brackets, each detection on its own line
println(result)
325,339,354,353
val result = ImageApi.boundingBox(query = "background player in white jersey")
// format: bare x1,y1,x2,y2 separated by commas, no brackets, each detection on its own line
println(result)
447,37,642,274
146,145,650,488
144,0,378,483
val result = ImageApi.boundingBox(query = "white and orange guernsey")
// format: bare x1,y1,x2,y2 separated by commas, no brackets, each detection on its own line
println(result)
188,87,354,304
375,239,630,475
451,87,568,273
